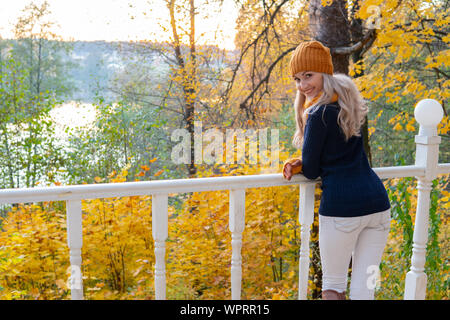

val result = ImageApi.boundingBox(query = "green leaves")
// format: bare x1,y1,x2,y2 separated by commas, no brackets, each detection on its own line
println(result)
385,173,448,299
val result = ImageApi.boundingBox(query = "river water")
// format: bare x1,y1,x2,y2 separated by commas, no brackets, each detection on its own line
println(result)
49,101,98,139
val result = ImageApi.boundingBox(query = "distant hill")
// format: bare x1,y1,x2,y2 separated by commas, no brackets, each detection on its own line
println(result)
67,40,235,104
2,39,236,104
67,41,125,102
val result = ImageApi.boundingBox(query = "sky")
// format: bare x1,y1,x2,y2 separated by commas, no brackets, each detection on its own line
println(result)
0,0,238,50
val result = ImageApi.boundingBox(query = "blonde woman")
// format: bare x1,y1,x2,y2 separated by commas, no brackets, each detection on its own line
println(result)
282,41,391,300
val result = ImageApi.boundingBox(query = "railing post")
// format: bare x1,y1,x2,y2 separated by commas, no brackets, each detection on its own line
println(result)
152,193,168,300
229,188,245,300
66,200,84,300
298,183,315,300
404,99,443,300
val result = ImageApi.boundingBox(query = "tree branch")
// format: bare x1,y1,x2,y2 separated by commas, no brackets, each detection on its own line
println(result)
332,28,377,55
238,47,295,113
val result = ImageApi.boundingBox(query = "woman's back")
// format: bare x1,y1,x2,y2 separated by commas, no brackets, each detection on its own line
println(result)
302,102,390,217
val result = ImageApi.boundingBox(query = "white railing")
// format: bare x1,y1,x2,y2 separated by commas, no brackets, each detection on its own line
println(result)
0,99,448,300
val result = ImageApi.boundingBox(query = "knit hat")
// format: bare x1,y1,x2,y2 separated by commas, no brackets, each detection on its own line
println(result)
289,41,334,76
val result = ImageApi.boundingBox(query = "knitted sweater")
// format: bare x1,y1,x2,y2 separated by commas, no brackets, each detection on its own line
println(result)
286,102,391,217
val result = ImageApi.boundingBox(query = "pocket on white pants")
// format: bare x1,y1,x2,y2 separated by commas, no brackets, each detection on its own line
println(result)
333,217,361,233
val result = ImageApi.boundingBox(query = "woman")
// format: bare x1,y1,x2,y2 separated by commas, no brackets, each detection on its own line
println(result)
282,41,391,300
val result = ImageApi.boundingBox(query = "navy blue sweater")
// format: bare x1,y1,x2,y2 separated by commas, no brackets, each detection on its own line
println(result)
302,103,391,217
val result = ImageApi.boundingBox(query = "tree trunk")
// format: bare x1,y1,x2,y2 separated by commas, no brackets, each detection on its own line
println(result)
310,0,372,164
309,0,351,74
168,0,198,178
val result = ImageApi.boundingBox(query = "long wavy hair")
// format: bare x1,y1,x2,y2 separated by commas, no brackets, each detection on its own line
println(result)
292,73,368,149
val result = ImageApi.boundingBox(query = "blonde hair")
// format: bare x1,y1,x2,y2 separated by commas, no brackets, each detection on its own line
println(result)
292,73,368,149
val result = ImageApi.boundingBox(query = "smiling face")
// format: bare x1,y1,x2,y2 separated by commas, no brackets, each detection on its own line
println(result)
293,71,324,100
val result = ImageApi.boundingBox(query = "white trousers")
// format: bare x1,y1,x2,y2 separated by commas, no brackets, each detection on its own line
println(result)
319,208,391,300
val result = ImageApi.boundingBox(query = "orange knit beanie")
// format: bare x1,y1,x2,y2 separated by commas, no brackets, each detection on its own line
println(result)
289,41,334,77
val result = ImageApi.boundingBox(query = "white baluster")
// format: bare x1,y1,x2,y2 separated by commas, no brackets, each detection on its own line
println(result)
298,183,315,300
229,188,245,300
404,99,443,300
152,193,168,300
66,200,84,300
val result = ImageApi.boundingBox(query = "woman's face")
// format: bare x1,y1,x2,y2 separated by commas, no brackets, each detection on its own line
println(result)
294,71,323,100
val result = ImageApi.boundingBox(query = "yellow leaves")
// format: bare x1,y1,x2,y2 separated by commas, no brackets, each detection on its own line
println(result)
388,114,401,124
405,122,416,132
385,91,401,104
0,142,445,300
356,2,447,136
271,293,283,300
160,159,302,298
376,110,384,119
321,0,334,7
356,0,385,20
437,116,450,135
393,45,414,64
443,33,450,44
120,163,132,179
393,122,403,131
378,28,408,47
388,112,417,133
349,60,364,77
30,288,40,299
137,164,165,179
55,279,67,290
402,81,427,98
424,49,450,70
441,191,450,209
0,202,72,299
94,176,103,183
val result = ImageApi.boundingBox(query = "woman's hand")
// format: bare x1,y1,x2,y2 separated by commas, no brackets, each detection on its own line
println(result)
283,159,303,181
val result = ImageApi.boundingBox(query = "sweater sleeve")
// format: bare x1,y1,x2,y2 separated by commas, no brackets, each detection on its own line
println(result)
301,106,328,180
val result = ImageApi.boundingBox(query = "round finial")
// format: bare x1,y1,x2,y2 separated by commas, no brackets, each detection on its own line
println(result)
414,99,443,127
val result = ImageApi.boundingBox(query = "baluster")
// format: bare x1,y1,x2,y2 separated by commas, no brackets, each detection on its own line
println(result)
298,183,315,300
405,99,443,299
152,193,168,300
229,188,245,300
66,200,84,300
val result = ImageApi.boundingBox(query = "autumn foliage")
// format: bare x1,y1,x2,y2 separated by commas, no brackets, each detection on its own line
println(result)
0,0,449,301
0,154,448,299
